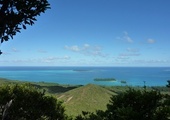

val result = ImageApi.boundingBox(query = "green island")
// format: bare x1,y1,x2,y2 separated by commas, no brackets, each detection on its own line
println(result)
73,69,91,72
0,78,169,119
120,80,127,84
94,78,116,81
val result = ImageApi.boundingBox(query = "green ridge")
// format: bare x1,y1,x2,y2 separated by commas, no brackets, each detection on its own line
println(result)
57,84,117,117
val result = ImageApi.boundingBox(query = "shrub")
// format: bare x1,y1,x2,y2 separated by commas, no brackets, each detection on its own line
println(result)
0,84,68,120
76,88,170,120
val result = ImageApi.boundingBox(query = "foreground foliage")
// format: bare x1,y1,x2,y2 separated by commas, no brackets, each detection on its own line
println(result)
0,81,169,120
76,89,170,120
0,0,50,43
0,84,68,120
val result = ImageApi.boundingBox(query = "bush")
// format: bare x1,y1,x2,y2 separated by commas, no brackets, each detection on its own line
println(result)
106,89,162,120
0,84,68,120
76,88,170,120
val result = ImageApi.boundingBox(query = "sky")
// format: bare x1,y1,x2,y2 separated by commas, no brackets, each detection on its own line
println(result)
0,0,170,67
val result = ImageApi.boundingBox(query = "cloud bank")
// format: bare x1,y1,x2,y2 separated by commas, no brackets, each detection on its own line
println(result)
65,44,107,57
147,39,156,44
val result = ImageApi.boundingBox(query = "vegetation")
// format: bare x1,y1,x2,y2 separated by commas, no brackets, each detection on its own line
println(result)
0,0,50,53
106,89,169,120
94,78,116,81
0,78,80,94
76,88,170,120
1,0,169,119
0,83,68,120
120,80,127,84
167,80,170,88
57,84,116,116
0,78,169,120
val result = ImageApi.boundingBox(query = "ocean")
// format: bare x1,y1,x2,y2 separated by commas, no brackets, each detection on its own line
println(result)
0,66,170,86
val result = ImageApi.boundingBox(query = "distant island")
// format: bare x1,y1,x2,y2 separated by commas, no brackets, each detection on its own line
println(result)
73,69,91,72
94,78,116,82
120,80,127,84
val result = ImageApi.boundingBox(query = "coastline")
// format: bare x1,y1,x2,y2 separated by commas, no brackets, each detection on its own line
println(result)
0,66,169,86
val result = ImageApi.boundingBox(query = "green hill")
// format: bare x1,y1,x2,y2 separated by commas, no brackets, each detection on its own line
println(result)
57,84,117,116
1,78,169,117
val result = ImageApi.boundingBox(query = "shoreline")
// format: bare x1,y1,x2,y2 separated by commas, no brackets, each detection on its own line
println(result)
0,78,169,96
0,67,169,87
0,77,167,88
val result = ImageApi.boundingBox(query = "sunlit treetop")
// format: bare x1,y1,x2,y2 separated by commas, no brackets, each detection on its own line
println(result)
0,0,50,44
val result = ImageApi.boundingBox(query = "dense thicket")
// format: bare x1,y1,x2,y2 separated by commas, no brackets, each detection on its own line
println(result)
76,89,170,120
0,83,169,120
0,84,68,120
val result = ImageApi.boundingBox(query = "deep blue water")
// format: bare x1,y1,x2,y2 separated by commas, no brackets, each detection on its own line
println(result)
0,66,170,86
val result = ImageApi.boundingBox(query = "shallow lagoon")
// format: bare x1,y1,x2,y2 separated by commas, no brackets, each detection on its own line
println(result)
0,66,170,86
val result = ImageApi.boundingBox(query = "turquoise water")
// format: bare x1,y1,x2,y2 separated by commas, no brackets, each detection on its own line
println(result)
0,66,170,86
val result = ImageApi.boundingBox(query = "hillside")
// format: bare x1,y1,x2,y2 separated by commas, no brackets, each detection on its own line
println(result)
0,78,80,94
57,84,117,116
1,78,169,117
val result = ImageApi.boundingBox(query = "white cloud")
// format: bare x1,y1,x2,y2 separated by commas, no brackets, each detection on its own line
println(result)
65,45,80,52
41,56,71,63
0,58,37,63
65,44,107,57
117,56,130,60
12,48,19,52
147,39,155,44
110,58,170,66
116,32,133,43
120,53,141,56
84,44,90,48
118,48,141,57
0,56,71,64
38,49,47,53
126,48,139,52
63,55,70,59
130,59,170,64
123,31,133,43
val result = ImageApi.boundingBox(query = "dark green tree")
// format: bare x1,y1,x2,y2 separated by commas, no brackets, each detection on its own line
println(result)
76,89,170,120
0,0,50,54
106,88,169,120
75,111,106,120
0,84,68,120
166,80,170,88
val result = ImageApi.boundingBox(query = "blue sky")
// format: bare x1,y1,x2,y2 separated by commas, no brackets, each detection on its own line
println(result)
0,0,170,66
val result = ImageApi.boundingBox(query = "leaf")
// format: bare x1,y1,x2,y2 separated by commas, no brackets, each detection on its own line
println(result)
22,24,26,29
4,36,9,41
16,27,21,30
10,34,14,39
16,29,21,33
24,20,30,25
31,18,37,21
0,0,50,44
30,20,34,25
1,38,4,43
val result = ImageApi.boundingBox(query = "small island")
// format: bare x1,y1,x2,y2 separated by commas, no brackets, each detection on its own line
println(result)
73,69,90,72
94,78,116,82
120,80,127,84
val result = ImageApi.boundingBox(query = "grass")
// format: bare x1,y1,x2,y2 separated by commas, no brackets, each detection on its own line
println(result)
0,78,81,94
0,78,169,117
57,84,117,116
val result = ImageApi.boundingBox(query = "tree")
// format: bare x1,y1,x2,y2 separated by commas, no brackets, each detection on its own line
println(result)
0,0,50,53
75,111,106,120
106,89,164,120
0,84,68,120
166,80,170,88
76,88,170,120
